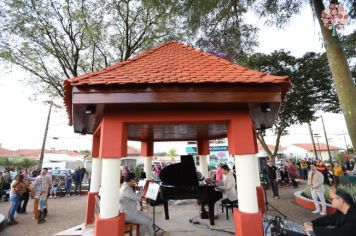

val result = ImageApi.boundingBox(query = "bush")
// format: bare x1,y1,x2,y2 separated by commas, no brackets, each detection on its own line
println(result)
303,185,331,203
303,184,356,203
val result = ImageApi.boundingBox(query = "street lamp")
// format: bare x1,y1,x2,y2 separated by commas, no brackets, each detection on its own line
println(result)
320,116,332,163
308,122,318,159
38,101,60,169
314,133,321,160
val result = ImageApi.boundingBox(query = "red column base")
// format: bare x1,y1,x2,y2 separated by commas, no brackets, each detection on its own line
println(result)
94,213,125,236
256,186,266,213
85,192,99,225
233,208,263,236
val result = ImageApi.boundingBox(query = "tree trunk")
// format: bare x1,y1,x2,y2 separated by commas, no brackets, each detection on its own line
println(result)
257,128,283,161
312,0,356,149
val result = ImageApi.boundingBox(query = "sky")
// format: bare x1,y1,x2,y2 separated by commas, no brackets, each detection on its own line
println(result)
0,4,353,154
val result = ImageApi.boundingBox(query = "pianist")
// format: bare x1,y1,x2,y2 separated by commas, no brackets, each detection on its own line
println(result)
303,187,356,236
214,165,238,218
119,173,154,236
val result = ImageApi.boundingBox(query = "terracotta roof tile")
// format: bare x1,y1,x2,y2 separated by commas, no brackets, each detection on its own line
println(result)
63,41,290,124
292,143,344,152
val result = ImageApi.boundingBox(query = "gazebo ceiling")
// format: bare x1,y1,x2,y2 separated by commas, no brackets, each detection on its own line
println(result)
63,41,290,141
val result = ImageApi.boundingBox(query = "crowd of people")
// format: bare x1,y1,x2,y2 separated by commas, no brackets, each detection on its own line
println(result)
0,166,88,226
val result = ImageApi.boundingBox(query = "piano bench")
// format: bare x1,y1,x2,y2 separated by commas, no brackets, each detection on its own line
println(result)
125,223,140,236
221,199,238,220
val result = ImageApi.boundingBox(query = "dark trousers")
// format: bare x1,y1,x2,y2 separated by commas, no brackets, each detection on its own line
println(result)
269,179,279,197
17,192,29,213
289,175,298,188
323,172,331,186
302,169,308,180
74,181,82,195
38,208,48,222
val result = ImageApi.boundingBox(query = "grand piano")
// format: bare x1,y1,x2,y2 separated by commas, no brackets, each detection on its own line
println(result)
160,155,223,225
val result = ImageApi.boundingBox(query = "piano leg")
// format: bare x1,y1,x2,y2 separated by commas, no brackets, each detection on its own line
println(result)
200,203,209,219
208,202,215,225
163,200,169,220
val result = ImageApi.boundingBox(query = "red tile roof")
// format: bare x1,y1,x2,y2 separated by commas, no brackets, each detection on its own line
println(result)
0,146,140,158
63,41,290,124
292,143,344,152
257,143,284,152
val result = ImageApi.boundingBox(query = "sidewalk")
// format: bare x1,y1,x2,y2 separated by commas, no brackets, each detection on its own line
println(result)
0,195,86,236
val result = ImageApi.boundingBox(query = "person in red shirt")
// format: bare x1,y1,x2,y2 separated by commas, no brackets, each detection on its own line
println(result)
215,163,223,181
286,161,298,188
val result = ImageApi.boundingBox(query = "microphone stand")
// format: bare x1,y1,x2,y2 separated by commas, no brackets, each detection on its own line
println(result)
261,173,287,219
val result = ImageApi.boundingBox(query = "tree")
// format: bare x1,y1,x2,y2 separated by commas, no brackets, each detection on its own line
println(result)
0,157,15,170
167,148,177,161
310,0,356,150
80,150,91,158
0,0,177,99
244,50,340,160
151,0,356,151
17,158,39,172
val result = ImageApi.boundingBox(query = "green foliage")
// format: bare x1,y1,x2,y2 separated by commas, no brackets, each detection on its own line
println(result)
132,165,142,179
17,158,39,170
339,184,356,200
167,148,177,161
303,185,331,202
0,0,178,99
0,157,15,170
245,50,340,160
0,157,38,170
80,150,91,158
303,184,356,202
336,152,345,166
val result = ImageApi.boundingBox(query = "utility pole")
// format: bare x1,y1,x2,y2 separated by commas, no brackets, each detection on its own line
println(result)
39,101,60,169
320,116,332,163
308,122,318,159
344,136,349,155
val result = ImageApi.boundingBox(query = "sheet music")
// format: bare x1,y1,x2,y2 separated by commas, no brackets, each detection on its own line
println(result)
145,182,160,200
138,180,146,188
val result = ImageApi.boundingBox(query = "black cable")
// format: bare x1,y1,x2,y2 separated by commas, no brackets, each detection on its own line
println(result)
188,217,234,235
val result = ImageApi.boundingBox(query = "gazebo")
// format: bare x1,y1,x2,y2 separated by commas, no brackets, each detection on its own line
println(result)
63,41,290,236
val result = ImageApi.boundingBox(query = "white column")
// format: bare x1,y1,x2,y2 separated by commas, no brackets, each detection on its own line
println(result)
199,155,208,178
252,155,261,186
90,158,102,192
100,158,121,219
235,154,258,213
144,156,153,180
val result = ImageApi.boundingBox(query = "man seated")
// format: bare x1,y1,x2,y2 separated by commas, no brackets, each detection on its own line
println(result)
119,173,154,236
214,165,237,218
303,187,356,236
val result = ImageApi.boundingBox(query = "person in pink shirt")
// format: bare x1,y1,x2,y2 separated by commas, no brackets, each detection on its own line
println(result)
215,163,223,181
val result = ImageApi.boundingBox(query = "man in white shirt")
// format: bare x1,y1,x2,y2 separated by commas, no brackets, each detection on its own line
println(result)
119,173,154,236
308,163,327,215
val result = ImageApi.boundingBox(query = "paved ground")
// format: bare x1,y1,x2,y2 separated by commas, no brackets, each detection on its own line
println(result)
0,180,319,236
0,195,86,236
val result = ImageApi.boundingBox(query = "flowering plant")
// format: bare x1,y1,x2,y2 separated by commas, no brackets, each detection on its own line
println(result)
321,4,348,36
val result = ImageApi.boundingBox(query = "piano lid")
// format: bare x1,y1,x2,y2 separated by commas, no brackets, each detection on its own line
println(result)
160,155,199,187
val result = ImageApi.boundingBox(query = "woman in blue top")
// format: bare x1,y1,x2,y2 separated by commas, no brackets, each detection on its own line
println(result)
65,170,73,197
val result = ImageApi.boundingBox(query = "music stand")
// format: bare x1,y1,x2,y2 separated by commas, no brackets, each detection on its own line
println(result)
146,182,164,235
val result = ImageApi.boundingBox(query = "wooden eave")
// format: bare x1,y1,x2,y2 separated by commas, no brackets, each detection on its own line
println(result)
71,83,285,141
